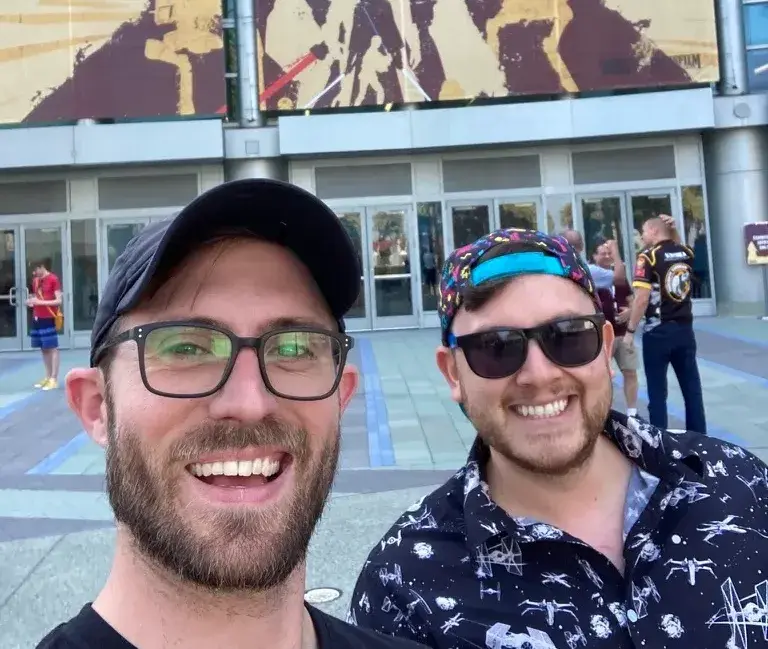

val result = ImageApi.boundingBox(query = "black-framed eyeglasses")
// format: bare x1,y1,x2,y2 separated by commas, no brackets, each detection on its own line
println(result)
93,321,355,401
448,314,606,379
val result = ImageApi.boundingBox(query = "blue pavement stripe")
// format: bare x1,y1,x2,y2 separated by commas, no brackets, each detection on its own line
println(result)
0,390,46,421
612,375,748,448
358,338,395,468
26,431,90,475
694,320,768,349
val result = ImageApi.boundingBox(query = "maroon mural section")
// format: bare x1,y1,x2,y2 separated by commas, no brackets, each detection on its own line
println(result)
254,0,720,111
1,2,226,126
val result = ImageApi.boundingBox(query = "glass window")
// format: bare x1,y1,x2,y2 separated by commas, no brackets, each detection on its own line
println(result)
499,201,537,230
224,25,239,122
681,186,713,299
417,202,444,312
630,193,672,255
744,2,768,47
106,222,147,272
581,196,624,258
71,220,98,331
544,195,574,235
451,204,491,249
370,209,413,318
337,212,367,319
746,49,768,92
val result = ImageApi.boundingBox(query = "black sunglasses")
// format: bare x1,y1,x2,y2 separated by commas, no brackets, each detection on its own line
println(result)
450,314,606,379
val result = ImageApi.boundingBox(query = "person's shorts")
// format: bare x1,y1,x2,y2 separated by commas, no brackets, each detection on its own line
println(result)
30,317,59,350
613,338,638,372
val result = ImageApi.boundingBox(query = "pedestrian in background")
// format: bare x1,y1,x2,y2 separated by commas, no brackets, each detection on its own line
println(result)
624,215,706,433
27,259,62,391
592,241,639,417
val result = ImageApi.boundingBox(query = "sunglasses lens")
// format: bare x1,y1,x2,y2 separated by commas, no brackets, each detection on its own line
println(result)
458,317,602,378
461,330,527,379
540,318,602,366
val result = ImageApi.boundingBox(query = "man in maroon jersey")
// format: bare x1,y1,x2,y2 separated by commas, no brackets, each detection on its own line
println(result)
592,242,638,416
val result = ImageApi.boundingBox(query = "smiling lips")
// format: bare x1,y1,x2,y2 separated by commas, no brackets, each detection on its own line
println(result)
186,453,288,488
513,398,570,419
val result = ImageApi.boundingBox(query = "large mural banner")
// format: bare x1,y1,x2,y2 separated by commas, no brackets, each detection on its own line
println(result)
0,1,226,125
255,0,720,111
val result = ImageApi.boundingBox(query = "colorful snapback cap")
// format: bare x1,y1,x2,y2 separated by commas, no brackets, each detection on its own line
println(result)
438,228,601,345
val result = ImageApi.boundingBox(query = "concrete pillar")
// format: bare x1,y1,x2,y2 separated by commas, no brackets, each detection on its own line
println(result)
704,127,768,314
224,158,288,182
716,0,749,95
235,0,262,126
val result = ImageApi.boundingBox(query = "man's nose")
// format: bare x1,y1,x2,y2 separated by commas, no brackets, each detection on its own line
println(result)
514,340,564,386
207,348,279,423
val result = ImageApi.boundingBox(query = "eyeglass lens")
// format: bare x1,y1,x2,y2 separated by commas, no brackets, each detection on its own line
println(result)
459,317,602,379
141,325,342,398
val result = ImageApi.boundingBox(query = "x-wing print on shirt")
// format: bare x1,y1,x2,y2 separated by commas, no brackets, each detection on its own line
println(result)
349,411,768,649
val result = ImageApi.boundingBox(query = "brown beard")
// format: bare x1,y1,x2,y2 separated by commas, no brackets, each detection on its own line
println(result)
462,375,612,477
103,387,339,592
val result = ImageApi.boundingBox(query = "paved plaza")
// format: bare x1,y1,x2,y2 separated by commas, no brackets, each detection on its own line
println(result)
1,317,768,647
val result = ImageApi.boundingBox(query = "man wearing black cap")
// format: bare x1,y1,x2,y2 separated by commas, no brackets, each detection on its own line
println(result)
348,228,768,649
36,180,426,649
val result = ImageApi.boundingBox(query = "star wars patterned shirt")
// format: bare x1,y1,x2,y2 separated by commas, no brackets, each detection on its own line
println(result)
632,240,695,332
348,411,768,649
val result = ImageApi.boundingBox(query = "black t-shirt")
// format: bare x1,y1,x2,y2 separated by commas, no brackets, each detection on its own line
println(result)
632,239,694,331
36,603,427,649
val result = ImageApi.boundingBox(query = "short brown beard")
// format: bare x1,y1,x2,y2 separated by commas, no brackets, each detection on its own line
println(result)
103,387,339,592
462,375,612,477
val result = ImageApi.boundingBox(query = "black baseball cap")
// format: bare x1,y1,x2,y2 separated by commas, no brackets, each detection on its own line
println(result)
90,178,361,367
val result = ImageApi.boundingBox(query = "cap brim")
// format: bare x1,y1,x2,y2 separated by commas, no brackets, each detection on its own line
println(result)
118,178,360,323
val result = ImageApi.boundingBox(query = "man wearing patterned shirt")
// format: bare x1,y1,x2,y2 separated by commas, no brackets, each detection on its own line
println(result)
348,229,768,649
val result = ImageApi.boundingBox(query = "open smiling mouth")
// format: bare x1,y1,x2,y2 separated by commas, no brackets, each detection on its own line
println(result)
186,454,292,489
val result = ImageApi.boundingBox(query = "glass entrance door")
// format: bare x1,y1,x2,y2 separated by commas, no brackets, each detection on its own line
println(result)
0,228,22,351
368,206,417,329
338,209,371,330
579,195,627,261
21,224,68,351
335,206,418,331
497,199,539,230
448,202,492,249
102,220,150,274
578,190,677,275
628,192,673,256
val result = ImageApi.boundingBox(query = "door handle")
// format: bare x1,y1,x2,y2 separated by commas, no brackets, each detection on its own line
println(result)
8,286,17,307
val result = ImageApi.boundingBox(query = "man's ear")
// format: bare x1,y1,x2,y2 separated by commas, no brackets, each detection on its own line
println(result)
337,364,360,414
435,345,463,403
65,367,108,448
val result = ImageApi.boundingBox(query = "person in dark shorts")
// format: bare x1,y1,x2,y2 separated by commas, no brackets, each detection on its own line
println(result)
624,215,706,433
592,242,639,416
36,180,427,649
27,259,62,391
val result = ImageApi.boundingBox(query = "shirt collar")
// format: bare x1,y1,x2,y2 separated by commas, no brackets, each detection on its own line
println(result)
461,409,705,551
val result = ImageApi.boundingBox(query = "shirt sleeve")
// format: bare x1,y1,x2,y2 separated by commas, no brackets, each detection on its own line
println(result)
348,560,426,644
632,253,653,290
51,275,62,293
588,264,614,290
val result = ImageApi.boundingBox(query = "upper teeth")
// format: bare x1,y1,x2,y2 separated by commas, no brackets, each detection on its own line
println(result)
189,459,281,478
515,400,568,418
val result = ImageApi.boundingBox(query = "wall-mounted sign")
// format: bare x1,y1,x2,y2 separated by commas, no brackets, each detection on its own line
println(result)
745,222,768,266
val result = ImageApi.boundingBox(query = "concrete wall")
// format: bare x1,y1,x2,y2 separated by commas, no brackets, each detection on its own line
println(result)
704,127,768,314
